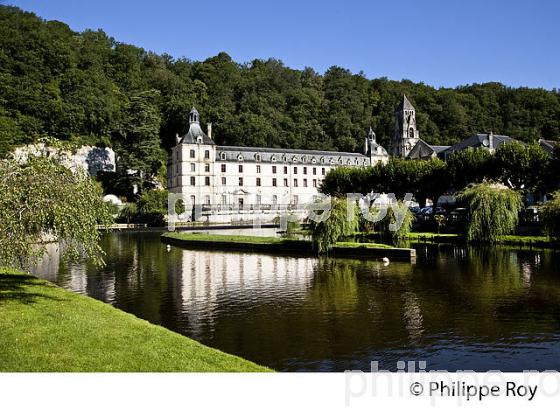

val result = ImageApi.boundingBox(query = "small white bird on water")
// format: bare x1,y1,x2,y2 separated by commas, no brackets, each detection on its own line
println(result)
382,257,390,265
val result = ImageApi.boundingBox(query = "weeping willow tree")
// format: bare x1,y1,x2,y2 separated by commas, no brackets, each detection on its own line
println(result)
458,182,522,243
309,197,360,254
0,155,114,268
368,201,414,244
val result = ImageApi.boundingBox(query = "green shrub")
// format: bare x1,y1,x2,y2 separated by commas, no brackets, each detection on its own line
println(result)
369,201,414,244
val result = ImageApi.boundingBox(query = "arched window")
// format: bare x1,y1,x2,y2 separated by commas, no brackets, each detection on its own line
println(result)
255,153,261,162
408,128,414,139
220,152,226,160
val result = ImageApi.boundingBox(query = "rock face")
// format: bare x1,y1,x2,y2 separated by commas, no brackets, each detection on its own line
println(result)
13,144,116,176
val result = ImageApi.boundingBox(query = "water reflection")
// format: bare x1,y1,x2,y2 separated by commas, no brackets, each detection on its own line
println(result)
33,232,560,372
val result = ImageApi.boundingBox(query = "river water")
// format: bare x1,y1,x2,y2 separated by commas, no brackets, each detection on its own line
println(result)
33,231,560,371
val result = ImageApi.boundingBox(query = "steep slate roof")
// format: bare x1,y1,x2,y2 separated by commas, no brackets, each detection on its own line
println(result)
396,94,415,111
431,145,451,154
180,107,215,145
443,133,517,156
408,139,435,159
216,145,369,164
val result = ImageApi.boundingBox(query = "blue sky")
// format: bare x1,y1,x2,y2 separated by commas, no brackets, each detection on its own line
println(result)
8,0,560,89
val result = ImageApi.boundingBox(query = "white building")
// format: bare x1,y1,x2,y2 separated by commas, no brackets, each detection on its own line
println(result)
168,107,388,222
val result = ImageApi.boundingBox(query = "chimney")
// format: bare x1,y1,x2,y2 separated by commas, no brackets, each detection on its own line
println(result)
489,131,494,150
175,133,180,145
207,122,212,140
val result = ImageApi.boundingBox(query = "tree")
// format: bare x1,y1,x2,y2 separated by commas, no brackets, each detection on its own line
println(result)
0,155,113,268
540,191,560,237
493,141,549,193
309,197,360,253
457,182,522,243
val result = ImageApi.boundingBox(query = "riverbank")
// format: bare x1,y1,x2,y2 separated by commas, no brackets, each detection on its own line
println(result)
406,233,560,248
0,268,269,372
161,232,416,261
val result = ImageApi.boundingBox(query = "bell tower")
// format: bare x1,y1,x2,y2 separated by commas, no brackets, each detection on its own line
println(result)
393,95,419,158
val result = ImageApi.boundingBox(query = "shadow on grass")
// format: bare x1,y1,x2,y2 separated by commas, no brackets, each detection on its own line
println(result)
0,273,65,304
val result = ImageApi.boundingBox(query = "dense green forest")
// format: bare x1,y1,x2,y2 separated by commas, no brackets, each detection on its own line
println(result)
1,5,560,176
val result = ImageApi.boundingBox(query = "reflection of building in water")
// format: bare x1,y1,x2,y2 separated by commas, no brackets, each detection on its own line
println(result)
173,250,317,336
402,292,424,342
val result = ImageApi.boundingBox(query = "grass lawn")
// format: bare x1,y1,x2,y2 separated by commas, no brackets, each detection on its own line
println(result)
0,268,269,372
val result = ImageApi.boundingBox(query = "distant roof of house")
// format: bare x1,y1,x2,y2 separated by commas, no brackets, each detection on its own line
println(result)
443,133,516,155
396,94,415,111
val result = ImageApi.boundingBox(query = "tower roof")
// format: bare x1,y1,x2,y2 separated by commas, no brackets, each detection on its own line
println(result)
179,106,215,145
396,94,415,111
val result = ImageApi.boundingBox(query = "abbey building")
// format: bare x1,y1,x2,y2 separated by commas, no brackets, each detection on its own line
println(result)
167,107,388,221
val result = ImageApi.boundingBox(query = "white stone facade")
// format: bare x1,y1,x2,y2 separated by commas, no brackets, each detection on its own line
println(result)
167,108,388,221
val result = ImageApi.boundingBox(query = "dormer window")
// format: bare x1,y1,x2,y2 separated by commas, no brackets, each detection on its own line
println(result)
302,156,307,163
237,154,243,161
282,154,287,162
338,157,343,165
255,153,261,162
292,156,298,163
271,155,277,162
312,157,317,164
197,136,203,144
220,152,226,160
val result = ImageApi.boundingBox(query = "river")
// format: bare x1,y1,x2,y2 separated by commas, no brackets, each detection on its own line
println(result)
32,231,560,371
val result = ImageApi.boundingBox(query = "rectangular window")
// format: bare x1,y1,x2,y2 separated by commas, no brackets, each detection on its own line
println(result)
190,149,195,158
322,168,326,176
190,163,196,172
256,177,261,187
190,176,196,186
205,176,210,186
256,165,261,174
303,167,307,175
272,178,277,187
205,164,210,173
221,177,226,185
272,165,277,174
303,179,307,187
313,179,317,188
294,167,298,174
293,179,298,187
239,164,243,173
313,167,317,175
239,177,243,186
204,195,211,205
284,178,288,187
284,166,288,174
204,150,210,159
221,164,226,172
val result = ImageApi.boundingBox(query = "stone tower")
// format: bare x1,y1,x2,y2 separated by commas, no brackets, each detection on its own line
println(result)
393,95,420,158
